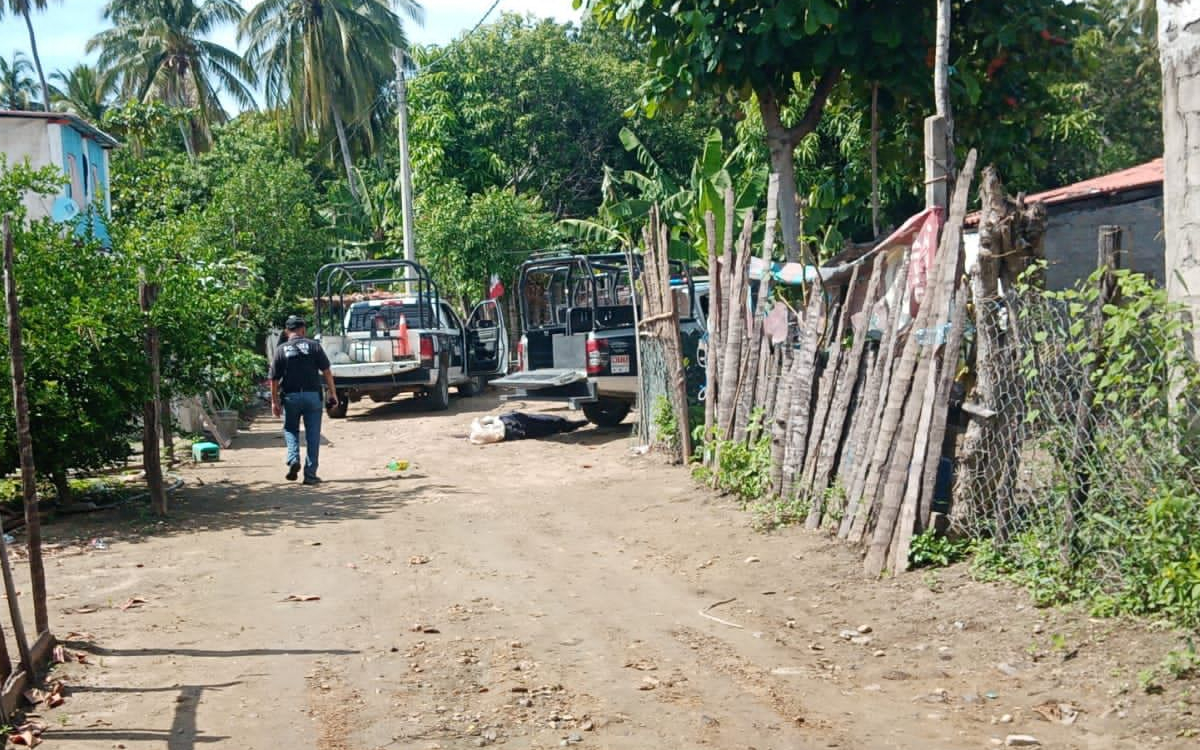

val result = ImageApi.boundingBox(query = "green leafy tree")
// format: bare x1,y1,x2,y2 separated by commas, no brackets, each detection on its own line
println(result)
583,0,919,261
0,50,37,110
88,0,257,154
199,150,329,322
0,157,147,500
585,0,1088,260
406,14,713,219
50,63,118,123
107,112,330,321
116,211,265,412
416,181,559,309
0,0,60,110
564,127,765,264
240,0,422,198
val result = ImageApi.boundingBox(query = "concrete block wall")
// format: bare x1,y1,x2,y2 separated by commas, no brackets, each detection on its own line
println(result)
1041,197,1165,290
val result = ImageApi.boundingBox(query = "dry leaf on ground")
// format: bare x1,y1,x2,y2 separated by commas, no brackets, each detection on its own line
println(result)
408,555,430,565
119,597,147,611
283,594,321,602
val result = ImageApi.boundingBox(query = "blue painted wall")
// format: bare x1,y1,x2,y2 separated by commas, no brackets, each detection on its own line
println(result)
59,124,111,246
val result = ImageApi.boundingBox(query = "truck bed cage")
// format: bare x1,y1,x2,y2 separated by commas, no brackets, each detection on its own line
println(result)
313,260,441,336
516,251,695,332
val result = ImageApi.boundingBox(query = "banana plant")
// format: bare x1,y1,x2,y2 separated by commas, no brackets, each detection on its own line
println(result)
563,128,766,267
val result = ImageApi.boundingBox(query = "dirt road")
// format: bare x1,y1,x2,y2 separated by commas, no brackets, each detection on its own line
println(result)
20,394,1197,749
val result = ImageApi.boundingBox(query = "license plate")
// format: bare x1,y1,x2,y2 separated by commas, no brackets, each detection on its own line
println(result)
611,354,631,374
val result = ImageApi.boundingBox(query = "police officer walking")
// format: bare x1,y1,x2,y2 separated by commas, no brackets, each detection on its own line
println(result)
269,315,338,484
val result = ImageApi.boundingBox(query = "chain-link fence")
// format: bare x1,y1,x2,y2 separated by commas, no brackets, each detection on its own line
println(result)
637,335,672,449
951,272,1200,620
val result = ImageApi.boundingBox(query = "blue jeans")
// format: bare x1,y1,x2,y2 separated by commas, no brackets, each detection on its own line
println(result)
282,391,323,479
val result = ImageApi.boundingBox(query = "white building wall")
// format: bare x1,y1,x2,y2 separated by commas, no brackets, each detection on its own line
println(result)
0,118,57,222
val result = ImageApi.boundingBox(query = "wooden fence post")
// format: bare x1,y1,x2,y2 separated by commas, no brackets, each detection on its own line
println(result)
140,275,167,516
1062,225,1121,569
3,215,48,638
703,210,720,443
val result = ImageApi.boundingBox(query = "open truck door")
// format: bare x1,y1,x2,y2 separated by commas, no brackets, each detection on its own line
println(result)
466,298,509,377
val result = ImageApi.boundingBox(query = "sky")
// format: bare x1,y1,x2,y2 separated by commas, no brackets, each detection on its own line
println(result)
0,0,582,98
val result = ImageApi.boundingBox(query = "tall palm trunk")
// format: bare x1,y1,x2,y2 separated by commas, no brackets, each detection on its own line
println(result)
333,108,362,201
22,9,49,111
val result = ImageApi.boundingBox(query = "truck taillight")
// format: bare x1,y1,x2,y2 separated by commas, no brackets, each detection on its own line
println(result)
419,335,435,367
586,336,608,376
515,336,527,372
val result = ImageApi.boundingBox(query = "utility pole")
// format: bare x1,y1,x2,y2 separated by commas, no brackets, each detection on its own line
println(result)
925,0,954,210
395,51,417,266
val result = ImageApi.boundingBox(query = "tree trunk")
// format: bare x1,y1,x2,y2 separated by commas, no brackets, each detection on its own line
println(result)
757,73,840,265
333,109,361,201
4,216,48,636
23,11,50,112
764,120,802,264
51,468,70,504
950,166,1044,537
140,280,166,517
1159,0,1200,360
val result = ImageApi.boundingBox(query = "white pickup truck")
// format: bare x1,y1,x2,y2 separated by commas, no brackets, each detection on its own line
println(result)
313,260,508,418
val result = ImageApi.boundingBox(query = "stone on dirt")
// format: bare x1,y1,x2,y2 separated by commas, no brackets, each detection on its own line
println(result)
1005,735,1041,747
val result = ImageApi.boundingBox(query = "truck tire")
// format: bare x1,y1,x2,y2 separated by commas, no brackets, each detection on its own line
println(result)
425,355,451,411
458,375,486,397
326,391,349,419
582,398,631,428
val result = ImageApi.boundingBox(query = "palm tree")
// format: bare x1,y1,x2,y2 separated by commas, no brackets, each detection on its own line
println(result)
0,50,37,110
49,64,118,123
87,0,256,153
240,0,424,197
0,1,60,111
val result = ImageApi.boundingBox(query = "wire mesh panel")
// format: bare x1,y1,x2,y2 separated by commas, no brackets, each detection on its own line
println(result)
952,275,1200,608
637,335,672,450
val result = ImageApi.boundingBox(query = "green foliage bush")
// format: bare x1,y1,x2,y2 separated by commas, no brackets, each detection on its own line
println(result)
0,158,147,487
109,109,328,324
692,410,772,505
975,269,1200,628
416,181,559,308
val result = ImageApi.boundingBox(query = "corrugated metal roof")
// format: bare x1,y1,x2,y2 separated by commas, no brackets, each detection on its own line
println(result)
965,158,1162,227
0,110,120,148
1023,158,1162,206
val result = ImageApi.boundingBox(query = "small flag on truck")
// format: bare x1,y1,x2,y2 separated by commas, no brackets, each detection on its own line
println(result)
488,274,505,300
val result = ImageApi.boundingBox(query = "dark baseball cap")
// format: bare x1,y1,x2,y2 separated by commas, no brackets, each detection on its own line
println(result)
284,315,307,330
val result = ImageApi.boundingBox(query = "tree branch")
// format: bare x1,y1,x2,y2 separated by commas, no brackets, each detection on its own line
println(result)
787,66,842,142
